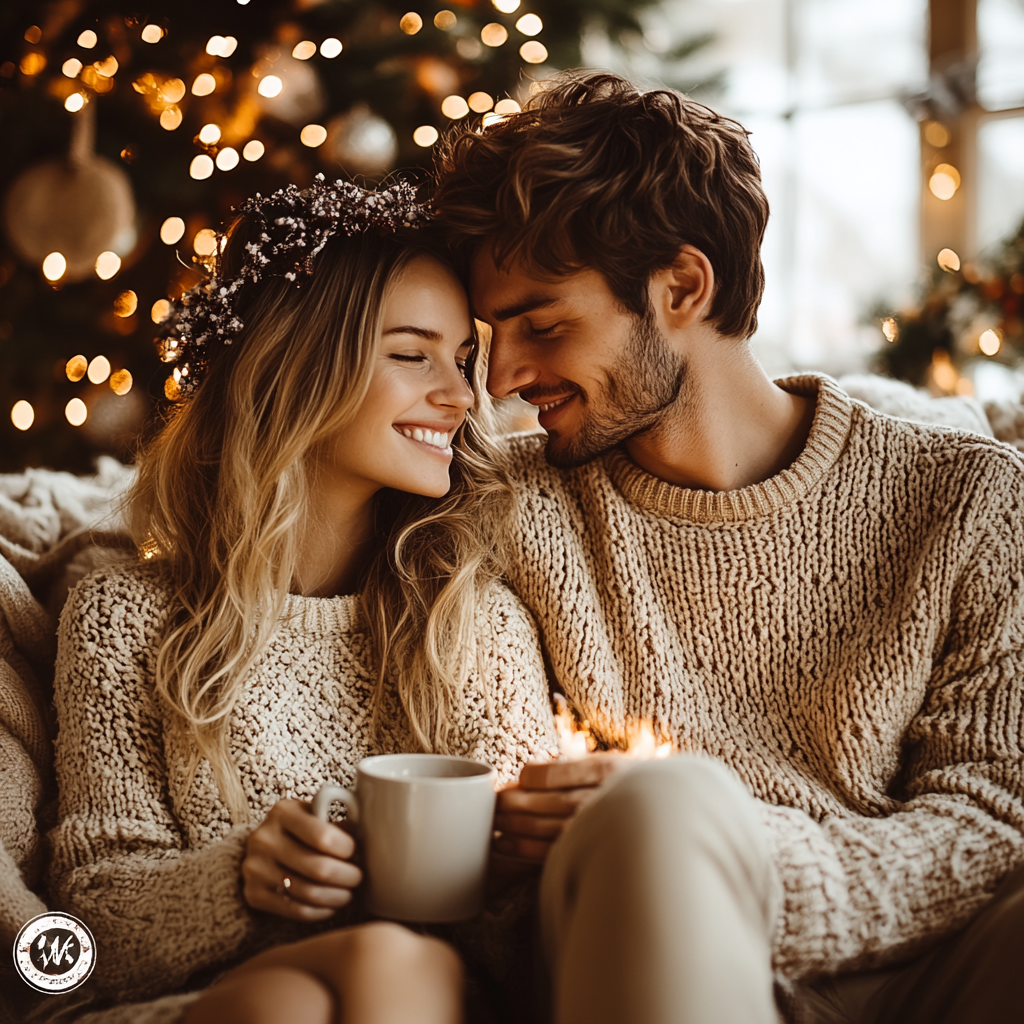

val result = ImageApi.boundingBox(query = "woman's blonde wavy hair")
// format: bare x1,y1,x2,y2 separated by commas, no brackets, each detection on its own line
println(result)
127,222,512,823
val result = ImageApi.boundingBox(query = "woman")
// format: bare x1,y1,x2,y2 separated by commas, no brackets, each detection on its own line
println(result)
48,177,557,1024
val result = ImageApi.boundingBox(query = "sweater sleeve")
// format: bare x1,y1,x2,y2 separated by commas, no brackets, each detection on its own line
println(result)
452,582,560,786
764,451,1024,979
48,568,261,1002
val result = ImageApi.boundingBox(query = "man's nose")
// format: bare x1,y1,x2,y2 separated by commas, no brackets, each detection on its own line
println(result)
485,328,536,399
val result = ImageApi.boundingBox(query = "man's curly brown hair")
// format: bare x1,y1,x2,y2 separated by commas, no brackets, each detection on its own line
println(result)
432,70,769,339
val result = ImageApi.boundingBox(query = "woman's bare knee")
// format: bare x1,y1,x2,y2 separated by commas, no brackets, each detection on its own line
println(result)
183,966,333,1024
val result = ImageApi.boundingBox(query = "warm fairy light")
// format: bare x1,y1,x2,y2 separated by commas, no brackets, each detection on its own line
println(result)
20,53,46,76
553,695,596,760
292,40,317,59
481,23,508,46
881,317,898,342
65,398,88,427
190,154,215,179
206,35,238,58
257,74,283,97
151,298,172,322
11,401,34,432
441,95,469,118
520,40,548,62
160,105,183,131
216,146,240,169
77,30,98,48
95,251,121,279
164,374,181,400
937,247,961,273
192,73,216,96
87,355,111,384
434,10,457,30
64,92,86,112
94,55,118,77
979,329,1002,356
110,369,133,395
193,228,218,256
160,77,186,103
66,355,88,381
955,377,975,396
300,124,327,147
930,350,958,393
141,24,164,43
198,123,222,145
481,112,505,128
493,98,521,114
242,139,264,161
929,164,960,201
160,216,185,244
492,0,521,12
42,252,66,281
413,125,439,147
24,26,42,44
516,13,543,35
113,290,138,317
468,91,494,112
320,38,343,58
160,338,181,363
400,13,423,34
624,721,674,759
924,121,950,148
62,58,83,77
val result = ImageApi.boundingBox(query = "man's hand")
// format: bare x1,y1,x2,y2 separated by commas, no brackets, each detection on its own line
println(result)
242,799,362,921
493,754,626,863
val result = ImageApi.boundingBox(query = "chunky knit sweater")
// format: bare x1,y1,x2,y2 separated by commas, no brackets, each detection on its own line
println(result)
48,564,558,1002
502,374,1024,980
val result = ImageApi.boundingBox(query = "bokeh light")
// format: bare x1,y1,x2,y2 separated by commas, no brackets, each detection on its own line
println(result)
400,13,423,35
469,91,494,112
257,75,283,98
193,228,218,256
87,355,111,384
413,125,439,147
192,73,216,96
434,11,457,30
481,24,508,46
937,248,961,272
141,25,164,44
216,146,240,170
66,355,88,381
190,154,215,179
160,216,186,244
42,252,66,281
62,58,82,77
11,401,34,432
520,40,548,63
65,398,88,426
113,290,138,317
494,98,521,114
198,123,222,144
292,40,317,59
95,251,121,280
151,299,172,323
979,329,1001,356
320,38,343,58
64,93,86,112
77,30,98,48
243,140,265,161
492,0,521,12
441,95,469,119
516,14,543,35
300,124,328,147
110,369,134,395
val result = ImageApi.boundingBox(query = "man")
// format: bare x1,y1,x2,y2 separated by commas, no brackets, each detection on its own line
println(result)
432,71,1024,1023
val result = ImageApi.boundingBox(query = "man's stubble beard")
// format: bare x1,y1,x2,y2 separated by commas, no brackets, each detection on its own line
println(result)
544,309,688,469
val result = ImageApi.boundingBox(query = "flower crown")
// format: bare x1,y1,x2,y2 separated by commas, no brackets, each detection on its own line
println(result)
157,174,431,398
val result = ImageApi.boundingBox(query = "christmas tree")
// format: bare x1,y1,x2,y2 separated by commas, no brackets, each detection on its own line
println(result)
2,0,709,473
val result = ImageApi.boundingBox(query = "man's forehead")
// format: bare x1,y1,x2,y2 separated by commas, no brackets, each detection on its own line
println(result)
469,253,602,316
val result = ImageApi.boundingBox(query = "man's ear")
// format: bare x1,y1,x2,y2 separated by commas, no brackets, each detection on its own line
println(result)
651,245,715,329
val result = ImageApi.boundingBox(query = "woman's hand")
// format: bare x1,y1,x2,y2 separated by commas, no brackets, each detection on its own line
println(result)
242,798,363,921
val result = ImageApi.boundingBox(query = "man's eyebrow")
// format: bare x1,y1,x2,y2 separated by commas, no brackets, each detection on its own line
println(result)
492,297,560,322
383,325,444,341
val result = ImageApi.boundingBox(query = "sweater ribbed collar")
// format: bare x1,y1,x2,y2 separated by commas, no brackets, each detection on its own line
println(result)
604,374,852,523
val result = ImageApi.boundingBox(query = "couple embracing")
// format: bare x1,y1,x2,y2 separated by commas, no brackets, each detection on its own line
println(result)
50,72,1024,1024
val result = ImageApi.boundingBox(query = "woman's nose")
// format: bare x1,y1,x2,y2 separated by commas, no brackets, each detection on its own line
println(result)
431,364,475,411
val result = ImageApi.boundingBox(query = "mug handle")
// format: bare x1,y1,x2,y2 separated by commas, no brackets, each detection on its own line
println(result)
312,784,360,824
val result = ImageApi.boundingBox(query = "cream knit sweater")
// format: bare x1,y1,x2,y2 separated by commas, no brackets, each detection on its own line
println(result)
502,374,1024,980
48,563,558,1003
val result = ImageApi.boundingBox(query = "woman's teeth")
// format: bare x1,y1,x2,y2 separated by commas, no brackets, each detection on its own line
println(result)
400,427,450,449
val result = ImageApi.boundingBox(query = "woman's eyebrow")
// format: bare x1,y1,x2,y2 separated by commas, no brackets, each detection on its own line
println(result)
383,325,444,340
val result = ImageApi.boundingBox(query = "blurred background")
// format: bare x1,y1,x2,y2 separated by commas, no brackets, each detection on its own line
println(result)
0,0,1022,473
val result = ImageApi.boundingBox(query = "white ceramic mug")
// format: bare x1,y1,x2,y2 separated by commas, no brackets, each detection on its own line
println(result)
312,753,497,923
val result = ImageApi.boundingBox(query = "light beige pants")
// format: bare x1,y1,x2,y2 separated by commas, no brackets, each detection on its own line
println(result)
538,755,1024,1024
539,756,781,1024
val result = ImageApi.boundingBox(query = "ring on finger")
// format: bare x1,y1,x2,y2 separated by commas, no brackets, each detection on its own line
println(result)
275,875,293,898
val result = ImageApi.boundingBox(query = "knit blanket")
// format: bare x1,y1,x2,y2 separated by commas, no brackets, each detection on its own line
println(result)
0,374,1021,1023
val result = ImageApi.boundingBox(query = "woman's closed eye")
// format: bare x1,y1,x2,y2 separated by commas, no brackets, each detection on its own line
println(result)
390,353,427,364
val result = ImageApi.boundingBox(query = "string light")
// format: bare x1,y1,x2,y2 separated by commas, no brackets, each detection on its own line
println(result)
257,75,283,97
515,14,543,35
320,38,343,58
141,24,164,43
469,91,494,112
42,252,66,281
242,139,264,161
65,398,87,427
492,0,521,12
937,247,961,273
190,154,215,179
113,290,138,317
64,93,86,112
159,78,186,103
95,252,121,279
400,13,423,35
110,370,133,395
77,30,98,48
979,329,1001,356
481,24,508,46
929,163,961,201
66,355,88,382
292,40,317,59
94,55,118,77
300,124,327,147
413,125,439,147
192,73,216,96
216,146,240,169
160,217,186,244
193,229,218,256
87,355,111,384
206,35,238,57
520,40,548,63
198,123,221,144
62,58,82,77
493,98,521,114
151,299,172,323
434,11,457,30
441,95,469,118
11,401,34,432
160,105,183,130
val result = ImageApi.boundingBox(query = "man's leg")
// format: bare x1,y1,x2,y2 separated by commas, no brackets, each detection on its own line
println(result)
539,756,780,1024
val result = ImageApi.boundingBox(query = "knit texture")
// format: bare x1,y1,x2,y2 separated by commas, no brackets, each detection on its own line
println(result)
48,563,558,1003
501,374,1024,981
